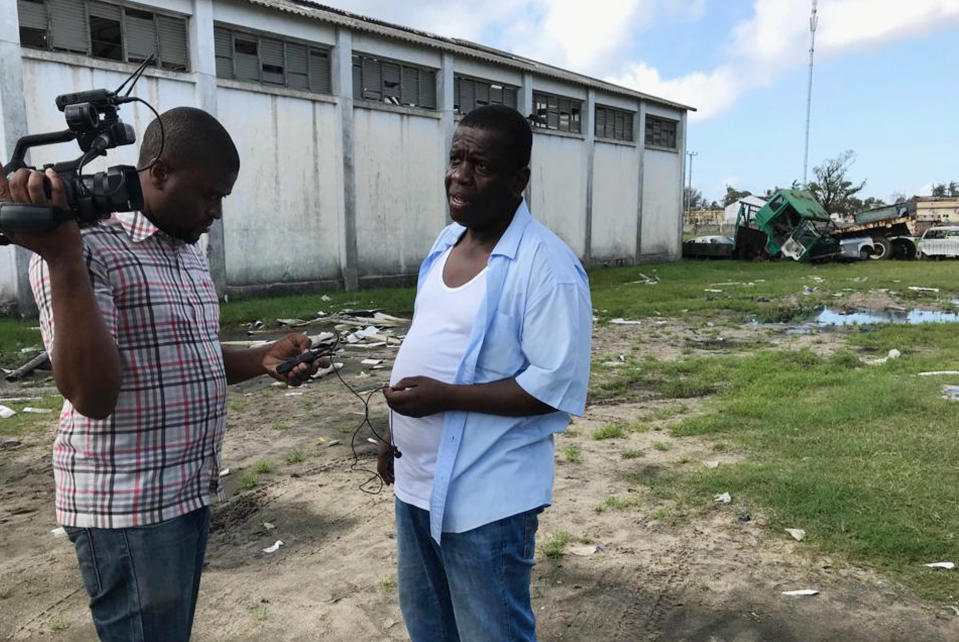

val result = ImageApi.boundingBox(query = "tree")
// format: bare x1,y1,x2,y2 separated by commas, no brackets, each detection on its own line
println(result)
890,192,907,204
806,150,866,216
949,181,959,197
722,186,752,208
932,183,947,197
862,196,886,210
684,187,705,210
762,180,801,200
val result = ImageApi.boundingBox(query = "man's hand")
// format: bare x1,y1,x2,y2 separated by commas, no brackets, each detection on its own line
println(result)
377,440,395,485
383,376,451,418
0,168,81,263
262,333,326,386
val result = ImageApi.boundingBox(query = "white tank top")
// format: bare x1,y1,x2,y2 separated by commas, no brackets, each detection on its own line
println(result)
389,247,487,509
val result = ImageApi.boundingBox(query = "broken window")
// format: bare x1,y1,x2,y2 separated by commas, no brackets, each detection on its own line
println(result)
213,25,331,95
17,1,189,71
454,76,518,114
596,105,634,142
531,91,582,134
645,115,678,150
352,54,437,109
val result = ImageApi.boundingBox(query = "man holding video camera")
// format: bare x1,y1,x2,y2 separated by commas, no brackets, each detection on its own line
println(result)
0,106,318,642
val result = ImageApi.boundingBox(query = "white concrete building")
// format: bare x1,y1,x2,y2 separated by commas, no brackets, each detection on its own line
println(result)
1,0,693,311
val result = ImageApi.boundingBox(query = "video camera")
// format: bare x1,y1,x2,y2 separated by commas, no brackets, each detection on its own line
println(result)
0,58,160,243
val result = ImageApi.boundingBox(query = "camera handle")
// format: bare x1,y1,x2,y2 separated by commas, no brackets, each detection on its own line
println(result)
0,204,75,245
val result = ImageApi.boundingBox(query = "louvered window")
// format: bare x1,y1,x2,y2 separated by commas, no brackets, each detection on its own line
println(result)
532,91,582,134
595,105,634,142
214,25,332,95
352,53,437,110
454,76,518,115
645,115,678,150
17,1,189,71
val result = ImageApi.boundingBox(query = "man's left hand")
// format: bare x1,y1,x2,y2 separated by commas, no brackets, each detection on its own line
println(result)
263,333,325,386
383,376,451,417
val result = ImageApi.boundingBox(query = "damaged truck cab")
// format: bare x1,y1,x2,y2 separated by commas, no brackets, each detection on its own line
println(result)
734,189,840,262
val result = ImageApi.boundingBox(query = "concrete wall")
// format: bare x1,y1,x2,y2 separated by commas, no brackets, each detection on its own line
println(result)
528,133,588,256
216,87,341,285
591,141,640,261
352,106,445,277
0,0,689,308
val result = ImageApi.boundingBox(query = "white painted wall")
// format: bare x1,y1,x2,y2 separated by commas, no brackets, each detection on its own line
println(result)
352,106,445,275
528,133,587,257
217,88,342,284
641,148,682,258
591,142,639,260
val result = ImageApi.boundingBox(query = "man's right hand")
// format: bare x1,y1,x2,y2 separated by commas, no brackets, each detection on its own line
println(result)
0,168,82,263
377,441,395,485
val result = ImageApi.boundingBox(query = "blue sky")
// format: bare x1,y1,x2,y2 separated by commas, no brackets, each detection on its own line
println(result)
323,0,959,203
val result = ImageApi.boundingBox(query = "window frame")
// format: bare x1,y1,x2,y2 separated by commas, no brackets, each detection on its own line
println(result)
453,74,519,115
531,90,583,135
351,52,437,110
644,114,679,151
17,0,190,72
213,24,332,96
595,104,635,143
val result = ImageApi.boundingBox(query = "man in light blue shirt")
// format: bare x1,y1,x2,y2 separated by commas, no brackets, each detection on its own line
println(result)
381,105,592,641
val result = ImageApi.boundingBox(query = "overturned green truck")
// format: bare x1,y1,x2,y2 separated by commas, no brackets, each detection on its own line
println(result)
684,189,918,262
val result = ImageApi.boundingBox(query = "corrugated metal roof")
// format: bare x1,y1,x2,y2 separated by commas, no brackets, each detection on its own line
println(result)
245,0,696,112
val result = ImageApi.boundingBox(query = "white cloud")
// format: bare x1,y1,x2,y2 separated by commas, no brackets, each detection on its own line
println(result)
613,0,959,120
318,0,959,120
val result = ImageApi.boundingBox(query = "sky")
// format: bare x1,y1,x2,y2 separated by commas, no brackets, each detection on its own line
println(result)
318,0,959,204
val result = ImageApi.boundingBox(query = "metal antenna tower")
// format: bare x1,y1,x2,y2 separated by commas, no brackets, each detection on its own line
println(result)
802,0,818,186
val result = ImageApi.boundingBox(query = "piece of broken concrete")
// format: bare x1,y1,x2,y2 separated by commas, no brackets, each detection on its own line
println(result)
219,468,231,477
568,544,603,557
942,386,959,402
785,528,806,541
918,371,959,377
714,492,732,504
51,527,66,538
703,460,719,469
0,405,16,419
782,589,818,597
22,407,52,413
609,318,642,325
925,562,955,570
262,540,284,554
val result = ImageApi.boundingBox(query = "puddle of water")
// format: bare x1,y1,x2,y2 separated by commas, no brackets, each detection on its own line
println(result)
815,306,959,326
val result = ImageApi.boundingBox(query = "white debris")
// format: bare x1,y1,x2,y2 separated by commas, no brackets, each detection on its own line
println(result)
918,371,959,377
327,440,341,447
610,318,642,325
703,461,719,469
942,386,959,402
714,492,732,504
19,347,41,354
51,527,67,538
361,359,383,366
22,407,52,413
863,349,902,366
262,540,284,554
0,405,16,419
346,325,381,343
811,276,824,283
704,289,723,293
908,286,940,293
601,361,626,367
219,468,231,477
568,544,602,557
321,295,332,302
284,392,304,397
925,562,955,570
785,528,806,541
311,362,344,380
264,522,276,531
782,589,818,597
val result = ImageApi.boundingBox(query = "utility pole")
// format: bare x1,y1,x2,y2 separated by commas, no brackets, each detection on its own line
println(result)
802,0,818,186
686,150,698,213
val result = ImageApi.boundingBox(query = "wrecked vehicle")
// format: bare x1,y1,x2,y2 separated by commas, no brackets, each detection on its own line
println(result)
682,235,734,259
918,225,959,259
733,189,840,262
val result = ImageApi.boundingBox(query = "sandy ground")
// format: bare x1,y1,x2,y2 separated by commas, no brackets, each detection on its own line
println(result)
2,310,957,641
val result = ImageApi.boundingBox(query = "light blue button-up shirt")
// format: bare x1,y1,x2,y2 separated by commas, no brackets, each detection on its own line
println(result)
419,200,593,543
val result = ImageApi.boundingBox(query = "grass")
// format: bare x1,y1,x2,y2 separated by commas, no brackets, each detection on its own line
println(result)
271,422,290,431
378,575,398,591
240,473,259,489
596,495,632,512
254,461,272,474
632,322,959,602
653,441,671,452
49,613,70,633
561,446,582,463
219,288,415,327
540,531,572,558
0,394,63,438
621,448,642,459
0,585,9,600
252,605,270,622
285,449,305,464
592,423,625,440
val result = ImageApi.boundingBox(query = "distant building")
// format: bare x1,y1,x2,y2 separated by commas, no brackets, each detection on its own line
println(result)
723,195,767,224
915,197,959,225
0,0,694,311
685,209,724,225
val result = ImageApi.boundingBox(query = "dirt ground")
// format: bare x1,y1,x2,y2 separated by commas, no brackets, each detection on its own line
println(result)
2,310,957,641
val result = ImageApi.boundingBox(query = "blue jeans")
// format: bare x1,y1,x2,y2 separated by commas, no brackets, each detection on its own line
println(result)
64,506,211,642
395,499,541,642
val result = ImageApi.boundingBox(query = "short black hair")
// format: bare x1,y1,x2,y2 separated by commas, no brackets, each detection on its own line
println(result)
458,105,532,170
138,107,240,174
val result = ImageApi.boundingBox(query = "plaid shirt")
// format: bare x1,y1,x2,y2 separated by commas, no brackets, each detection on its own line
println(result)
30,212,227,529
